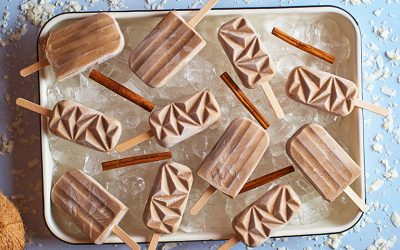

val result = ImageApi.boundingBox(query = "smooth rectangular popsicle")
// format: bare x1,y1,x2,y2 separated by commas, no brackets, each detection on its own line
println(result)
148,90,221,148
129,11,206,88
51,169,127,244
46,13,124,81
197,117,269,198
218,17,275,89
232,185,301,247
286,123,361,202
143,161,193,234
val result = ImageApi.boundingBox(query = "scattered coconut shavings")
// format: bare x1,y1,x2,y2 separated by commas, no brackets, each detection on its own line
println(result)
367,236,397,250
384,168,398,180
61,1,82,12
325,233,346,249
373,25,391,40
384,115,394,132
1,132,14,154
373,8,383,16
391,212,400,228
381,86,396,97
376,55,385,69
375,133,384,141
346,0,372,4
108,0,127,10
161,243,178,250
27,158,40,169
367,42,380,51
373,143,384,153
20,0,56,26
386,49,400,61
367,179,385,192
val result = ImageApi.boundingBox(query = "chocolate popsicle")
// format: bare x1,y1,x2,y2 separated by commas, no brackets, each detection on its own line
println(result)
219,185,301,249
143,162,193,250
190,117,269,215
218,17,284,119
286,66,389,117
20,13,124,81
116,90,221,152
51,169,139,249
129,0,219,88
16,98,121,152
286,123,368,212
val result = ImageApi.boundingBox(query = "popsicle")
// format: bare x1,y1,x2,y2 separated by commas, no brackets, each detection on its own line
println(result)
20,13,124,81
286,123,368,212
16,98,121,152
190,117,269,215
286,66,389,117
219,185,301,250
218,17,284,119
143,162,193,250
51,169,140,249
129,0,219,88
116,90,221,152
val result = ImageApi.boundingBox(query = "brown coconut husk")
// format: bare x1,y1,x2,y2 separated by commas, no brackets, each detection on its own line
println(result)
0,192,25,249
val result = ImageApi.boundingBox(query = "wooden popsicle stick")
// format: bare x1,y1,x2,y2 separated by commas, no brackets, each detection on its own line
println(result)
218,236,240,250
271,27,336,64
89,70,155,112
352,98,390,117
239,166,295,194
188,0,219,28
189,185,217,215
260,82,285,119
115,130,154,153
20,59,50,77
220,72,270,129
102,152,172,171
16,98,52,117
148,233,160,250
343,186,369,212
112,225,141,250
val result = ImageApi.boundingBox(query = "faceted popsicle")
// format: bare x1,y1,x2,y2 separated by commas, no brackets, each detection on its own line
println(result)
49,100,122,152
232,185,301,247
143,161,193,234
148,90,221,148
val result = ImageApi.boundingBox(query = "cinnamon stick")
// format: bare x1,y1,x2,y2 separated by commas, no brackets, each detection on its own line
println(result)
271,27,336,64
220,72,270,129
102,152,172,171
239,165,295,194
89,69,155,112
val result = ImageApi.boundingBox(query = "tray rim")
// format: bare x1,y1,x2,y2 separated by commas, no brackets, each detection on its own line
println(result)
37,5,365,245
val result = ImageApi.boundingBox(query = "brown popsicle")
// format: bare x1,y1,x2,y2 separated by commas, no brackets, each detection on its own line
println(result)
116,90,221,152
16,98,121,152
286,66,389,117
286,123,368,212
218,17,284,119
51,169,139,249
143,162,193,250
129,0,219,88
219,185,301,249
20,13,124,81
190,117,269,215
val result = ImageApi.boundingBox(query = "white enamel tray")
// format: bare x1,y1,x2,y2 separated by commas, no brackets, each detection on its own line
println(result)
39,6,364,244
